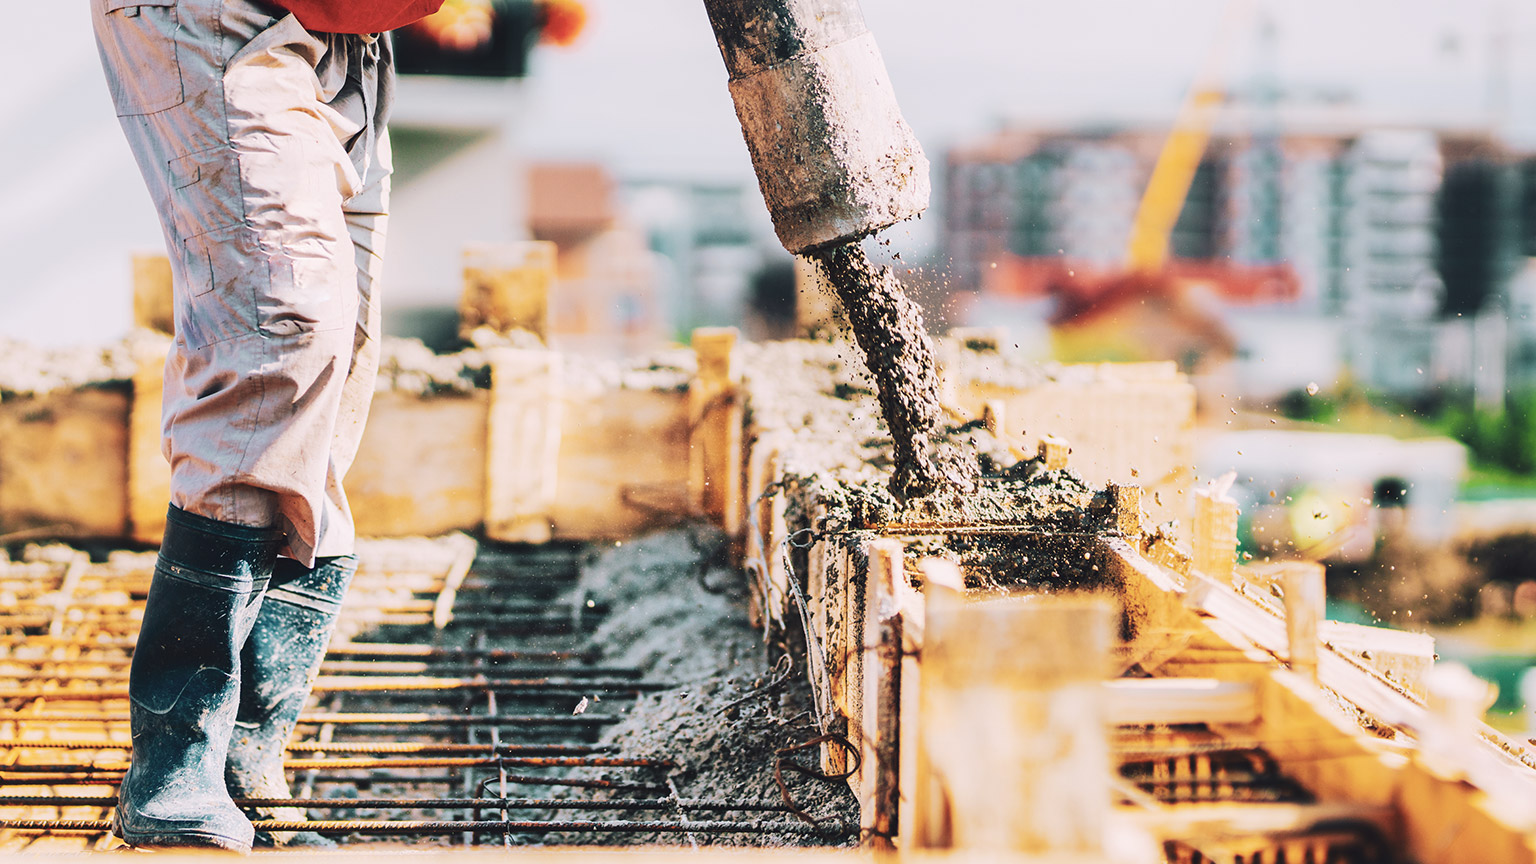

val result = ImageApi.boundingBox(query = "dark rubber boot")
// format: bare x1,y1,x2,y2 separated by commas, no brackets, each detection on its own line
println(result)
113,505,281,853
226,555,357,849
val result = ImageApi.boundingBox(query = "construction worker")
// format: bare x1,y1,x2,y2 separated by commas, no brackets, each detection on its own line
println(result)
91,0,443,852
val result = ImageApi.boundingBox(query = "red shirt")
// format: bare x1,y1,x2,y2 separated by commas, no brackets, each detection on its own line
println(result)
273,1,446,34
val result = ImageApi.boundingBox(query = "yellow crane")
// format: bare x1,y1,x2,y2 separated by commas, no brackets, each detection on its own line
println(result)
1124,1,1255,273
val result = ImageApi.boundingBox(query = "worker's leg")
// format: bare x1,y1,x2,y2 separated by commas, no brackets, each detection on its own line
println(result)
225,57,395,847
98,0,376,566
316,118,395,560
92,0,386,850
227,555,357,847
114,506,282,852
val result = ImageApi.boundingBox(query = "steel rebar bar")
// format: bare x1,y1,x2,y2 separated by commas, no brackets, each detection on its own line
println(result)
0,818,856,836
0,795,793,812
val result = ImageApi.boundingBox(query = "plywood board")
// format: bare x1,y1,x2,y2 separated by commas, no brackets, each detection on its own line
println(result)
348,391,489,538
0,387,130,539
551,388,690,540
485,349,561,543
127,339,171,544
955,365,1195,528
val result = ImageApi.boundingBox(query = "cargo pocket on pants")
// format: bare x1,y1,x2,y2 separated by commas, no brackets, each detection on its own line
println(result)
96,0,185,117
180,225,262,351
260,253,349,338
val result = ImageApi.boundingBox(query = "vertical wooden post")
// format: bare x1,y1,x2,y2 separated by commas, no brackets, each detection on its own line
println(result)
1421,663,1497,779
765,453,790,630
743,433,790,630
822,538,853,776
805,505,842,775
1107,483,1144,540
689,327,743,536
1193,481,1240,584
459,242,555,342
1280,562,1326,683
842,540,869,801
127,337,173,544
921,593,1115,855
484,348,561,544
1038,435,1071,471
908,558,966,851
862,538,905,849
132,253,175,335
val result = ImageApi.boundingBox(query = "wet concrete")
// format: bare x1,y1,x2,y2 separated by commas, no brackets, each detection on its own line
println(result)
554,528,858,847
813,243,943,501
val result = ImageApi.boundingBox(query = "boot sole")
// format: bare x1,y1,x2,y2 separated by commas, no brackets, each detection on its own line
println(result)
113,813,252,854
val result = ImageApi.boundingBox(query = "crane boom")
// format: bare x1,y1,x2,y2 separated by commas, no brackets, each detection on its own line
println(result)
1124,1,1254,273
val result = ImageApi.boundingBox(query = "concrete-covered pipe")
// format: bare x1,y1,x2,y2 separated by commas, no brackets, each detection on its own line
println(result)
703,0,930,255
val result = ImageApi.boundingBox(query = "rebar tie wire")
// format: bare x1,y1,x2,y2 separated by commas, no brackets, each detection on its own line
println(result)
778,526,831,734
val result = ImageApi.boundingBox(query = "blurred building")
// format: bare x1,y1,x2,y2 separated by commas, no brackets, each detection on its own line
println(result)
945,124,1534,401
527,162,667,356
621,179,768,337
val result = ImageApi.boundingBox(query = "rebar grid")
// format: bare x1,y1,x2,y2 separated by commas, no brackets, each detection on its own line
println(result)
0,539,851,851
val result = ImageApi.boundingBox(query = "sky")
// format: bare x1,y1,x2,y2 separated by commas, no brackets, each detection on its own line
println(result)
2,0,1535,346
516,0,1536,179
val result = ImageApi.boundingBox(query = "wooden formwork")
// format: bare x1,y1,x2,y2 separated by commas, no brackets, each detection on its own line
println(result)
0,387,131,541
0,250,742,547
0,339,732,548
742,478,1536,859
734,343,1536,862
938,335,1196,529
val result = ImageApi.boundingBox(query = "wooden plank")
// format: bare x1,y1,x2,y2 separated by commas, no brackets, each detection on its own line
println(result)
348,391,488,538
806,526,844,776
0,388,130,540
1102,536,1203,676
897,591,924,853
920,592,1115,854
1123,801,1396,840
822,537,852,776
742,432,790,629
1281,562,1325,683
862,539,904,847
764,460,789,630
126,338,171,543
955,363,1196,527
131,253,174,335
1120,802,1396,845
1320,620,1435,702
484,348,560,543
1105,678,1259,727
689,328,744,536
842,540,869,798
551,387,689,540
1192,486,1239,584
906,559,965,851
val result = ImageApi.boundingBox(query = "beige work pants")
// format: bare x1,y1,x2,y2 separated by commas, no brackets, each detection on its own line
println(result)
92,0,393,564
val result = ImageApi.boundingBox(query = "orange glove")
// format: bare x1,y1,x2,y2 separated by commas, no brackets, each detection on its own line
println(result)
413,0,494,52
537,0,585,47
